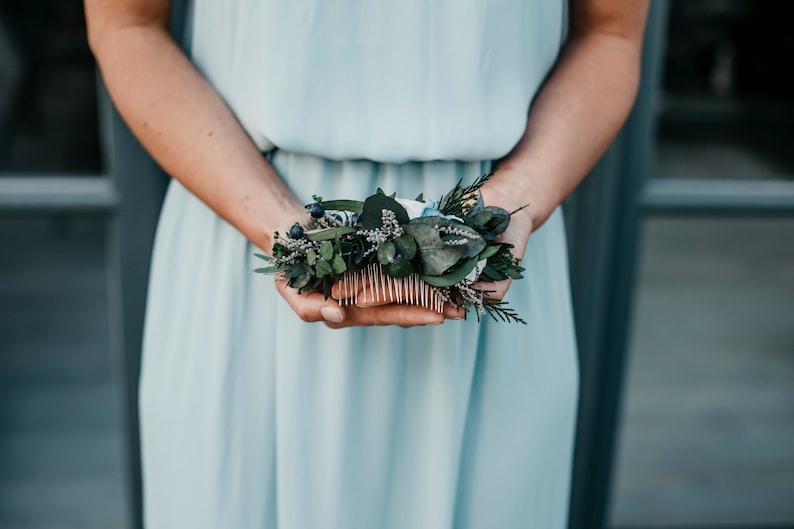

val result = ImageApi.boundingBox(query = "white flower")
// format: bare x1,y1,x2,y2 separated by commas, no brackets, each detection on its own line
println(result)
395,197,464,222
395,198,437,220
464,259,488,284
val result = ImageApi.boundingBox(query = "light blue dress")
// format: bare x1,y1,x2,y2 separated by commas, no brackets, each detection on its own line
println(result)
139,1,579,528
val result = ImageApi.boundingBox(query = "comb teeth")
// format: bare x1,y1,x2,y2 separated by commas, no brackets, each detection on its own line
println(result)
341,263,445,313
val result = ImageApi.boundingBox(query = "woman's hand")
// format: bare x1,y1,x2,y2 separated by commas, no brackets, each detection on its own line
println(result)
319,172,535,319
473,175,535,302
275,279,453,328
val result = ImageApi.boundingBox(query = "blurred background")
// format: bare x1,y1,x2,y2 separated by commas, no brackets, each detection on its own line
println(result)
0,1,792,528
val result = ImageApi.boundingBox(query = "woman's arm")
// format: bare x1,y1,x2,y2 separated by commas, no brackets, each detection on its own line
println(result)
86,0,302,253
479,0,650,298
85,0,449,326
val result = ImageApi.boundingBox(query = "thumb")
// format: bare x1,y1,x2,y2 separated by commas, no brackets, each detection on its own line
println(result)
275,280,347,323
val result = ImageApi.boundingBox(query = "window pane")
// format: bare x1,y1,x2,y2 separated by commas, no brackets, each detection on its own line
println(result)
0,1,101,173
655,1,794,179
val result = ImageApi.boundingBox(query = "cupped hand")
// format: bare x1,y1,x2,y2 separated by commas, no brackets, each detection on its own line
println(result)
274,277,449,328
329,277,467,321
472,179,535,302
271,172,534,326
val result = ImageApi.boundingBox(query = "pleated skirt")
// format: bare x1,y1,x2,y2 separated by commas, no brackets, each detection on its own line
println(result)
139,150,579,528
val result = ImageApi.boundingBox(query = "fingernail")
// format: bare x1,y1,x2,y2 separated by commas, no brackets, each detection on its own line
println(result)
321,306,344,323
431,321,444,326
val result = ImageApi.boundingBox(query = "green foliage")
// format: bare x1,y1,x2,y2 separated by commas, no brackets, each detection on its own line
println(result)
320,199,364,213
360,194,409,229
306,226,357,241
252,173,528,320
421,257,479,287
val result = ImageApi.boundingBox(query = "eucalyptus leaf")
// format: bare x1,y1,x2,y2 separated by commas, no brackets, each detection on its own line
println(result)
361,193,410,229
480,265,507,281
315,260,333,277
306,226,356,241
331,254,347,275
319,241,334,261
306,249,317,266
392,234,417,260
478,245,500,261
483,206,510,236
253,266,278,274
407,216,485,260
466,210,493,229
420,257,479,287
289,263,307,277
319,199,364,213
289,271,312,289
254,253,271,261
383,258,413,278
506,268,524,280
403,222,465,276
377,241,396,265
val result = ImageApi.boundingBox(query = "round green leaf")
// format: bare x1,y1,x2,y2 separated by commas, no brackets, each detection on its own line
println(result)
361,193,410,229
319,241,334,261
466,210,493,229
384,258,413,278
478,244,500,261
377,241,396,265
315,260,333,277
289,271,312,289
420,257,479,287
392,234,417,260
331,254,347,275
483,206,510,236
403,221,464,276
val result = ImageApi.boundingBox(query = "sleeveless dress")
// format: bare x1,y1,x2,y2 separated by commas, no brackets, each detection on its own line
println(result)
139,1,579,528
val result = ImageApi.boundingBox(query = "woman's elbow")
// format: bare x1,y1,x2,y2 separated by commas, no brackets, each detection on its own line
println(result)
83,0,170,57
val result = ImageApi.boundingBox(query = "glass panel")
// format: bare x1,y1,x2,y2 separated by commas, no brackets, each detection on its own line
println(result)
0,218,128,526
610,217,794,526
0,1,101,174
655,1,794,179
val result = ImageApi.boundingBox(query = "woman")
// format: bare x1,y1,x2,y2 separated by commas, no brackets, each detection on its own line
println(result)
85,0,648,527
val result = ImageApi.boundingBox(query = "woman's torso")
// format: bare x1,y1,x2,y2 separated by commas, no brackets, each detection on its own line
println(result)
189,0,565,163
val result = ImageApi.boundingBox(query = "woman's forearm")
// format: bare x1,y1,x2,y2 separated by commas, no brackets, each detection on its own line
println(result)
86,7,303,252
494,2,649,230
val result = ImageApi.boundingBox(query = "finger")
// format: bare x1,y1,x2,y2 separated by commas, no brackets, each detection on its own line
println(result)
274,280,347,323
333,273,446,314
342,278,466,321
352,275,434,307
354,297,465,321
330,272,407,303
443,304,466,320
324,303,445,329
472,278,512,302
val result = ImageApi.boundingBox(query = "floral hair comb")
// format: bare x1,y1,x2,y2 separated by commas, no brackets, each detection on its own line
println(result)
255,173,526,323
